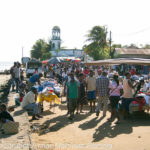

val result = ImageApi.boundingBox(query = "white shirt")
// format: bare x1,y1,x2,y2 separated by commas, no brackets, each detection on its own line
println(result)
55,68,61,74
13,67,20,79
21,91,35,108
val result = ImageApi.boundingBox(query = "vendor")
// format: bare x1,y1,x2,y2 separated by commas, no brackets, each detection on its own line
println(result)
122,72,137,119
28,73,43,89
134,80,145,96
21,87,42,120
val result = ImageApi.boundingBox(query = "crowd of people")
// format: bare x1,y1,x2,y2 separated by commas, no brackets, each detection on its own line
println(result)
1,61,150,124
54,63,150,123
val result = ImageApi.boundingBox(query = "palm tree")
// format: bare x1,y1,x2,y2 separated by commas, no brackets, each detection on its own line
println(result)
84,26,108,60
86,26,107,48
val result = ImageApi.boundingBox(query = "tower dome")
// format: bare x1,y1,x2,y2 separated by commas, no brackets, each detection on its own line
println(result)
52,26,60,32
52,26,60,40
51,26,61,51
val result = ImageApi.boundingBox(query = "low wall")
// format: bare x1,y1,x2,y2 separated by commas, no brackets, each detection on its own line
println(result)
0,75,11,103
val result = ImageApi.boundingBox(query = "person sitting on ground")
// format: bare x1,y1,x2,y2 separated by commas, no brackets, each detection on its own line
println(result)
21,87,42,120
0,104,14,123
28,73,43,89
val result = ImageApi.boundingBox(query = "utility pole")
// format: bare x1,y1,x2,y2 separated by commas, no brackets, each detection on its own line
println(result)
22,47,24,58
21,47,24,64
109,31,112,58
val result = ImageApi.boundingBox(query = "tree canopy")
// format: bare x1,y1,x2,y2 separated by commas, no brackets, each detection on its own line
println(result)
30,39,52,61
84,26,109,60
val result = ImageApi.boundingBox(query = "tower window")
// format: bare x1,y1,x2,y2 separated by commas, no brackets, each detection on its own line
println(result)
53,43,55,48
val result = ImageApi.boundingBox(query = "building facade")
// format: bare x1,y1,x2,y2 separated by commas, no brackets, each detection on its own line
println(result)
50,26,84,58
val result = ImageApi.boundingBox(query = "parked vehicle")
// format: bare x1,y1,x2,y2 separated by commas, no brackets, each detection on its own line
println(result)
26,59,42,78
22,57,30,66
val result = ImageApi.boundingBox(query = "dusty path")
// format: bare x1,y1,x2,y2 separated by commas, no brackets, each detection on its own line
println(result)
30,98,150,150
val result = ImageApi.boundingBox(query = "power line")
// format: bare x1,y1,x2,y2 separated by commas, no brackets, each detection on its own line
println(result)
113,26,150,37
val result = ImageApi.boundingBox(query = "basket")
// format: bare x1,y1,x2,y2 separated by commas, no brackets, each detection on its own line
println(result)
2,121,19,134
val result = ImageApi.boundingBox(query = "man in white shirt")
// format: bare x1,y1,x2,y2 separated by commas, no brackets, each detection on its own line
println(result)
21,87,42,120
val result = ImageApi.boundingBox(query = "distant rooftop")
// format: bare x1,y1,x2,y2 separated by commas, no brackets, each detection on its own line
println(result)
115,48,150,55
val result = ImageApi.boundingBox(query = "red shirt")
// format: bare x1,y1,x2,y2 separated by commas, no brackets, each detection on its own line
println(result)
83,69,89,75
131,69,135,75
19,97,23,102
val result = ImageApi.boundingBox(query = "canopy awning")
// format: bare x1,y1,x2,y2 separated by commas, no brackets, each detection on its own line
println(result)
48,57,63,64
84,58,150,66
42,60,48,64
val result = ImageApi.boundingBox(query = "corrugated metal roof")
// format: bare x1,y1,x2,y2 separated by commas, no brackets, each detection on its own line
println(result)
115,48,150,55
84,58,150,66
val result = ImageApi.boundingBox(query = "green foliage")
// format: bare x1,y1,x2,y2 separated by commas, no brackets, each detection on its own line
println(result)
41,52,52,61
30,39,52,60
112,44,122,48
84,25,109,60
122,44,139,49
142,44,150,49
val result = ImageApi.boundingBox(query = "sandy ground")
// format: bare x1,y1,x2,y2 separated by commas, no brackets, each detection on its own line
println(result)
30,96,150,150
0,74,10,85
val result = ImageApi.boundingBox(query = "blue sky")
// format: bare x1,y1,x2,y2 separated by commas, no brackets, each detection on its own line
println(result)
0,0,150,62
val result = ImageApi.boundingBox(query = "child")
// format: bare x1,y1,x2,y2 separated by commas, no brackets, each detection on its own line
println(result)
19,92,24,103
0,104,14,123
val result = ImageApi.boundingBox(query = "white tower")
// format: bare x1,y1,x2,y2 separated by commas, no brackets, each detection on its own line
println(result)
51,26,61,51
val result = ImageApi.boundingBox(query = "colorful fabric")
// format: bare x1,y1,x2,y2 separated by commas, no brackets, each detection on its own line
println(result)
37,92,61,104
135,97,146,111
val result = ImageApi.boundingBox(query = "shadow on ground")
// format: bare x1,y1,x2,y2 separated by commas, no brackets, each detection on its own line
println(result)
38,112,93,135
13,109,25,116
59,104,90,111
42,110,55,116
92,112,150,142
78,116,104,130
